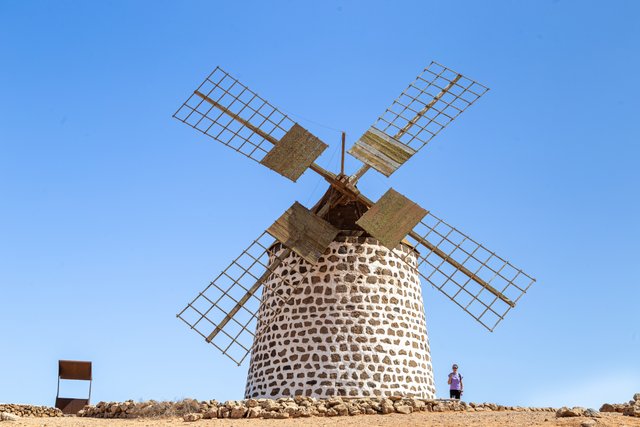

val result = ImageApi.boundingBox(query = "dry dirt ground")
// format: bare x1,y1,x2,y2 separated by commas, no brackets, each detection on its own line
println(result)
10,412,640,427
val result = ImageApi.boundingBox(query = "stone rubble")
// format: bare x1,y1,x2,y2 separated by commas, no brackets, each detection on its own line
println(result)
0,404,62,418
600,392,640,418
77,397,557,419
1,412,21,422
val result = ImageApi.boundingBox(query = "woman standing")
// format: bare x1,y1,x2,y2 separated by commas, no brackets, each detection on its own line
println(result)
447,364,464,399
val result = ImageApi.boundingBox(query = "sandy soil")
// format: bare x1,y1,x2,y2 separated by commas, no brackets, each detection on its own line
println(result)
10,412,640,427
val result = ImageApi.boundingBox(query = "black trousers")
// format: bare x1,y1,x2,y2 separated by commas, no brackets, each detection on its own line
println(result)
449,389,461,399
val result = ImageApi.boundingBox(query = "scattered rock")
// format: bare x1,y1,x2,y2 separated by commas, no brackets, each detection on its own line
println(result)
623,404,640,418
182,413,202,422
580,419,597,427
600,393,640,418
395,405,412,414
584,408,600,418
68,397,559,420
202,409,217,419
229,405,246,419
0,405,62,418
556,406,586,417
0,412,20,421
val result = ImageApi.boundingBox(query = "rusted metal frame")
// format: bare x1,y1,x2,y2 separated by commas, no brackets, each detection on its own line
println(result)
219,312,255,357
414,230,516,308
411,227,505,318
376,108,447,150
199,284,259,338
189,300,254,355
429,237,507,319
185,89,275,161
198,83,287,153
406,85,466,115
212,85,261,155
188,278,256,338
176,306,248,365
425,215,531,288
433,243,516,308
195,79,244,131
178,235,269,333
205,196,340,346
460,261,515,326
196,91,281,145
395,74,462,139
389,95,457,128
469,261,513,311
194,75,291,157
201,245,269,315
422,264,506,327
197,91,341,186
375,114,436,146
180,302,253,365
388,64,449,130
415,72,486,110
504,270,528,293
385,245,503,332
205,251,289,343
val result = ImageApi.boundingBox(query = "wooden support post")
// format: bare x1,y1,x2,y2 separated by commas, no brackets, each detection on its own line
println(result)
340,132,346,175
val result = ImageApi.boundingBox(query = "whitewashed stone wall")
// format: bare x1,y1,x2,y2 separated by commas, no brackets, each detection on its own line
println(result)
245,235,435,399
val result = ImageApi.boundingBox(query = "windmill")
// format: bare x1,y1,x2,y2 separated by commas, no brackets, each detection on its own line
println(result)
174,62,536,399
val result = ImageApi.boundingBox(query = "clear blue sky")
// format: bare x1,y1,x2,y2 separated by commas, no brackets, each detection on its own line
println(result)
1,0,638,409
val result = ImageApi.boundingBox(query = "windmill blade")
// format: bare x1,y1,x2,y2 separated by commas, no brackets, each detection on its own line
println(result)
176,231,313,365
350,61,489,179
174,67,328,182
356,188,427,250
389,212,535,331
176,202,335,365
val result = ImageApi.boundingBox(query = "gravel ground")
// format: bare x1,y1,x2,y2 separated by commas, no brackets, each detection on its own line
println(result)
7,411,640,427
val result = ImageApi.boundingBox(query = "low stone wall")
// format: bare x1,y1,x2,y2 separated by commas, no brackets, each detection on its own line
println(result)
0,404,62,418
78,397,557,420
600,393,640,418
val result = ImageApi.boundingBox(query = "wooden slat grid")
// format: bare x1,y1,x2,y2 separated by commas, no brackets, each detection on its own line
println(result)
356,188,426,250
176,231,313,365
390,212,536,331
260,124,328,182
348,128,416,177
266,202,339,264
173,67,295,164
365,61,489,154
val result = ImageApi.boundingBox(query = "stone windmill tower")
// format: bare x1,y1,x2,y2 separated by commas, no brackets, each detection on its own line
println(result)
174,62,536,399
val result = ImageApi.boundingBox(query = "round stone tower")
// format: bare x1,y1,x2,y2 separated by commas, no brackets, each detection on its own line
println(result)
244,188,435,399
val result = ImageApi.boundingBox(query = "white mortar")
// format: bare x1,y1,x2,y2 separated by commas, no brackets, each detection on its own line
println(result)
245,235,435,399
